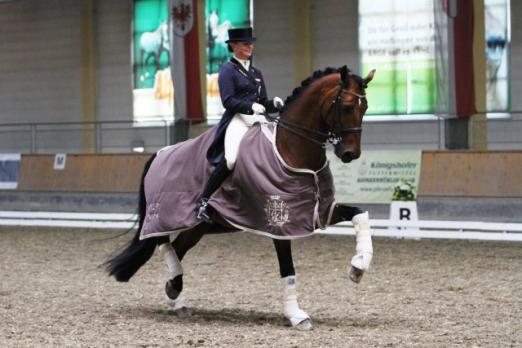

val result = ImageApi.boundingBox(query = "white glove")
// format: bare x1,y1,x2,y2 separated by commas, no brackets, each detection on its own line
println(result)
273,97,284,110
251,102,266,114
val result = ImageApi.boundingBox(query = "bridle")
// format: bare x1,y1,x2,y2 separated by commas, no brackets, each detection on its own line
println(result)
265,82,366,149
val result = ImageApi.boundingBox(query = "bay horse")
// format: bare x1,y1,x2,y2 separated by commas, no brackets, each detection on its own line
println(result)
105,66,375,330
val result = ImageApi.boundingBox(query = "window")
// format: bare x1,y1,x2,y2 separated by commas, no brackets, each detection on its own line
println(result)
132,0,171,122
205,0,252,119
132,0,252,123
485,0,510,112
359,0,511,116
359,1,436,115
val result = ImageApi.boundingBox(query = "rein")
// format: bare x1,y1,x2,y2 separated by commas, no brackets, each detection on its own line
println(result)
265,87,365,149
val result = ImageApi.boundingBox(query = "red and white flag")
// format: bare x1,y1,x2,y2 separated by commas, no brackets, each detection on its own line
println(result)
168,0,205,121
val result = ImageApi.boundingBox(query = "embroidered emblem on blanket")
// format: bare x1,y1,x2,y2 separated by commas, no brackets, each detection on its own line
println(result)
265,195,290,227
145,202,160,222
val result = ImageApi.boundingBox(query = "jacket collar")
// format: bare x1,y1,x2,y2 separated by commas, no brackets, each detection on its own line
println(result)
233,56,250,71
230,57,258,84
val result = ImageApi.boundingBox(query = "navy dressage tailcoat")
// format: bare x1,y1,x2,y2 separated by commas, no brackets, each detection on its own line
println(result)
206,58,278,165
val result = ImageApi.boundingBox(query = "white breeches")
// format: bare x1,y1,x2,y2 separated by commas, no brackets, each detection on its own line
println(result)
224,113,267,170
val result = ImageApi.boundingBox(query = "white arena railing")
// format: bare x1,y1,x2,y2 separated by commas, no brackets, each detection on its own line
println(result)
0,211,137,229
322,219,522,242
1,211,521,242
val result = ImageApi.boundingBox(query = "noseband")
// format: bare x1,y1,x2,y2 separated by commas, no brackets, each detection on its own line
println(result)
266,83,365,149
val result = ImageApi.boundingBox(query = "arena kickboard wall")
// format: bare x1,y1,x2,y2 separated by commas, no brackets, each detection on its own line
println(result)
17,154,150,192
13,151,522,197
418,151,522,197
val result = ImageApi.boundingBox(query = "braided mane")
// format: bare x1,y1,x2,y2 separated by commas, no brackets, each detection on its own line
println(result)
281,67,339,113
281,66,365,114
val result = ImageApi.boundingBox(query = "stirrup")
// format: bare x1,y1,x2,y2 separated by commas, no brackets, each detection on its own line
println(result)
195,198,212,223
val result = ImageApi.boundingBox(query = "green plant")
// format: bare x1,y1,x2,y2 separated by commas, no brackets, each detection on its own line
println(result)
392,181,416,201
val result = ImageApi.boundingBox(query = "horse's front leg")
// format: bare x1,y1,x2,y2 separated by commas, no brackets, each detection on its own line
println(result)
273,239,312,331
330,204,373,283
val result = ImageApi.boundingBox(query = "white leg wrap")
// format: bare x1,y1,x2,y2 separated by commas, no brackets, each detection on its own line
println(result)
159,243,183,279
282,276,309,326
351,212,373,271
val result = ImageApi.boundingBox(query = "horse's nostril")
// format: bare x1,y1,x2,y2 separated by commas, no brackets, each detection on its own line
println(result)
342,152,354,163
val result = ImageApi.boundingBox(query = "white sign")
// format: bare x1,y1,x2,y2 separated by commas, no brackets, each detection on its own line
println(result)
328,150,422,204
0,154,21,189
53,154,67,170
390,201,419,233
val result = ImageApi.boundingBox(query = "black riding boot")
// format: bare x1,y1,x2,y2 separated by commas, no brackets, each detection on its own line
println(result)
195,161,231,222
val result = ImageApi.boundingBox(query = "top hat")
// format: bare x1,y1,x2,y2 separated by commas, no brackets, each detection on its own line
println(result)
225,27,256,43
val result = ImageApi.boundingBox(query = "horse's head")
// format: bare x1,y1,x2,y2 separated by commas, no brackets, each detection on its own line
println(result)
321,66,375,163
275,66,375,170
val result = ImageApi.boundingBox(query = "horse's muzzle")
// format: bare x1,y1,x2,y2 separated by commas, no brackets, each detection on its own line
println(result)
335,144,359,163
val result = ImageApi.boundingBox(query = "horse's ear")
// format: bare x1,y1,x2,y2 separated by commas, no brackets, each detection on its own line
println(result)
364,69,376,86
339,65,349,86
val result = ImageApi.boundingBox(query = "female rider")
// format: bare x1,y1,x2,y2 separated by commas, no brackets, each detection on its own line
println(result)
196,27,284,222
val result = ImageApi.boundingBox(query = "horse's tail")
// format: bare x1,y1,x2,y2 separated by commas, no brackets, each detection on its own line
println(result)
104,153,160,282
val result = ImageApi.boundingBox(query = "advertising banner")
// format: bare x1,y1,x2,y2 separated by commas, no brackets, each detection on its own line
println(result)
133,0,171,121
205,0,251,117
328,150,422,204
359,1,436,115
0,154,21,189
485,0,510,112
133,0,251,122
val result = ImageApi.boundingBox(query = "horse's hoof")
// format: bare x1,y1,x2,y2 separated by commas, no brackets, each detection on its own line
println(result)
165,296,191,318
174,306,192,319
293,318,313,331
349,266,364,283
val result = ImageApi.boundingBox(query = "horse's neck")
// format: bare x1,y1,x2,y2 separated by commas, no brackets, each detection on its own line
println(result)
276,90,327,171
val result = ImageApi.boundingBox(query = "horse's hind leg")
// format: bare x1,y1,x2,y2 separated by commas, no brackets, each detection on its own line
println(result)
159,242,183,300
172,225,206,261
273,239,312,331
159,227,206,316
167,227,206,296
